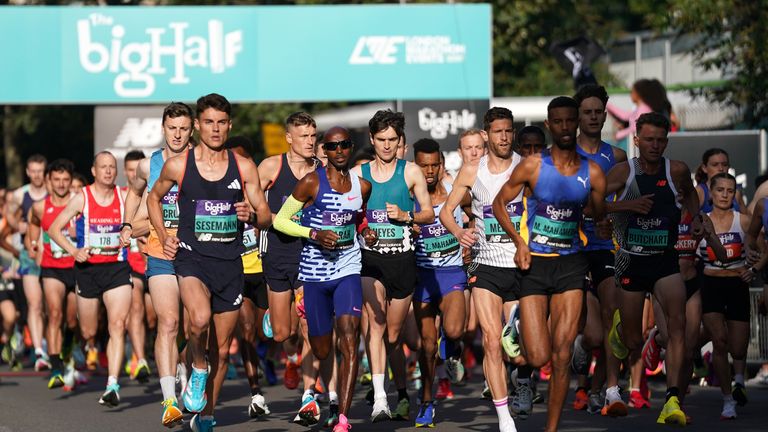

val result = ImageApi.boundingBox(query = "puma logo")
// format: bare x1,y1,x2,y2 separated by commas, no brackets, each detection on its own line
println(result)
600,153,611,162
577,176,588,189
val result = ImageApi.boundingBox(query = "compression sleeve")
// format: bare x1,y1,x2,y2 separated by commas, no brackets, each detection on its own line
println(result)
273,195,312,239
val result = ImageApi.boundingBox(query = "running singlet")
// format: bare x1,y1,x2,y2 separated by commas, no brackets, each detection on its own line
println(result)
299,166,363,282
616,157,681,256
762,197,768,240
699,182,740,213
675,213,697,260
41,196,75,269
146,149,180,259
522,154,590,256
471,154,523,268
577,141,617,251
415,181,463,269
20,185,46,239
260,153,307,261
241,223,263,274
361,159,414,255
177,150,244,259
698,211,746,270
76,185,126,264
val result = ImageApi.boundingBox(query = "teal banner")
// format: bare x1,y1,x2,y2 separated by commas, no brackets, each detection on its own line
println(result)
0,5,491,103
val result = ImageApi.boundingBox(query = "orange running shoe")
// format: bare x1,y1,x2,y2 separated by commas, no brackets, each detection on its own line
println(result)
435,378,454,400
573,388,588,410
284,361,300,390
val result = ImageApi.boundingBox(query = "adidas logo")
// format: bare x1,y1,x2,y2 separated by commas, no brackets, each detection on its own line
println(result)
227,179,241,190
233,293,243,306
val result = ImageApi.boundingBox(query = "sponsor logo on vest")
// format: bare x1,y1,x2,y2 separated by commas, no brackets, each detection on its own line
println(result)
546,205,573,221
205,201,232,216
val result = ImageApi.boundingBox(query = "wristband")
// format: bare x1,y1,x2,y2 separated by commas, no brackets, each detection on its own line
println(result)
310,229,319,241
749,266,758,274
121,222,133,230
406,211,414,224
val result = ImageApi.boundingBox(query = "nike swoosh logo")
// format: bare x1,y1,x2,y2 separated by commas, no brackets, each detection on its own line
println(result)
352,307,361,312
347,196,359,201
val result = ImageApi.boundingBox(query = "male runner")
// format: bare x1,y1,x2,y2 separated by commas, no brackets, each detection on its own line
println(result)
412,138,469,427
121,102,194,427
458,129,486,165
492,96,607,432
605,112,703,426
440,106,523,431
274,126,375,431
147,93,270,431
26,159,77,388
7,154,48,370
351,110,433,422
49,151,133,407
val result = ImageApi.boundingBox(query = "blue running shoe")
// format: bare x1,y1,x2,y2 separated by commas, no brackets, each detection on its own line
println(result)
415,401,435,428
262,358,277,386
183,367,209,413
190,414,215,432
98,383,121,407
438,327,460,361
262,309,273,339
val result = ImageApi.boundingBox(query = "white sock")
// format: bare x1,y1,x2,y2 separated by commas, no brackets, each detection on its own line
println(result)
160,375,176,401
372,374,386,400
137,358,148,367
723,393,734,402
436,364,447,379
193,365,207,375
328,391,339,405
734,374,745,386
107,375,118,387
493,397,513,423
302,389,314,400
287,353,299,364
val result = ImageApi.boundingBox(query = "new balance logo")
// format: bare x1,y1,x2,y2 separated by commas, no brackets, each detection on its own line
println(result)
577,176,588,189
656,180,667,187
227,179,241,190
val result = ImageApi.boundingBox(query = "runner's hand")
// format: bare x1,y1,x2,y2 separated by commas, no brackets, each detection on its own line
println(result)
119,225,132,247
362,227,377,247
514,243,532,270
163,236,180,260
457,227,479,248
316,230,340,250
691,213,705,237
385,202,407,222
74,247,91,263
739,267,755,283
235,201,251,223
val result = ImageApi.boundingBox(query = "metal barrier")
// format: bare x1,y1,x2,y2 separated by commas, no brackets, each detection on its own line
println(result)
748,288,768,362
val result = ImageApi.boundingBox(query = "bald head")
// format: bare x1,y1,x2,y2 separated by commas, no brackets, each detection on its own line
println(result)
323,126,350,143
93,151,117,167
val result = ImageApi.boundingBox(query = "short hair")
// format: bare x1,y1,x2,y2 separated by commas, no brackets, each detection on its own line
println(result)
709,172,736,190
224,135,254,155
413,138,441,158
517,126,546,144
483,107,513,131
285,112,316,130
196,93,231,118
124,150,145,164
636,112,671,134
45,159,75,177
574,84,609,108
162,102,193,124
27,154,47,166
72,172,87,185
459,128,483,140
369,110,405,137
93,151,116,167
547,96,579,117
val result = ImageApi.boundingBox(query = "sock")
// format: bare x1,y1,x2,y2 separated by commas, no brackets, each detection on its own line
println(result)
493,397,513,423
287,353,299,364
200,415,214,422
107,375,118,387
63,328,74,353
35,348,46,358
329,391,339,405
630,387,640,393
160,376,176,400
436,364,447,379
723,393,734,402
193,365,208,375
665,387,679,401
734,374,744,386
137,358,148,367
397,388,408,401
692,351,704,368
372,374,386,400
50,354,63,372
302,389,314,400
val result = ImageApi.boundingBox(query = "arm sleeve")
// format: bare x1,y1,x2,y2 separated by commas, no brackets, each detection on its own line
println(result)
273,195,312,239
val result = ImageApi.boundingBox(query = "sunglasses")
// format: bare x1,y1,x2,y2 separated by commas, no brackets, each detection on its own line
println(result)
323,140,353,151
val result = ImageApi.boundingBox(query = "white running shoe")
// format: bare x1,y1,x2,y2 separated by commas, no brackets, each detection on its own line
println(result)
371,397,392,423
248,394,270,418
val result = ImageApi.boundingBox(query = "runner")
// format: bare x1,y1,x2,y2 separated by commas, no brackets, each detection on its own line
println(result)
696,148,749,214
351,109,433,423
147,93,270,431
48,151,132,407
492,96,607,432
274,126,374,431
514,126,546,158
121,102,193,427
605,112,703,426
6,154,49,371
440,106,523,432
458,129,487,165
698,173,754,419
26,159,78,389
411,138,469,428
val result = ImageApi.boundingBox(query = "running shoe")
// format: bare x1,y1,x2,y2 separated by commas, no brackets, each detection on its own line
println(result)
48,372,65,389
132,359,151,383
511,382,532,419
294,393,320,426
262,309,273,339
642,327,661,371
587,392,603,414
1,343,12,363
539,363,552,381
284,360,300,390
393,396,410,420
190,414,215,432
657,396,686,425
262,358,277,386
732,383,747,406
332,413,351,432
501,306,521,358
359,372,372,386
415,401,435,428
746,368,768,386
629,390,650,409
601,386,627,417
182,367,209,413
62,363,76,392
445,356,465,385
176,362,188,397
226,362,237,380
608,309,628,360
720,398,737,420
371,397,392,423
435,378,454,400
365,387,375,405
161,398,183,428
86,346,99,371
248,394,270,418
295,291,306,318
324,403,340,428
99,383,121,407
35,354,51,372
573,388,588,411
571,335,591,376
481,380,492,400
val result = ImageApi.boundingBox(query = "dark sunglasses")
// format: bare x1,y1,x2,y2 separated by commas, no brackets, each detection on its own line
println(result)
323,140,353,151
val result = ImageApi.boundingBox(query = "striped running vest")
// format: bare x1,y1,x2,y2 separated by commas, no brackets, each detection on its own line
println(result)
415,180,463,269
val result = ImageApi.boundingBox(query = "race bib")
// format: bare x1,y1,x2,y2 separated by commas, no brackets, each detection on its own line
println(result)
129,238,140,253
482,202,522,243
88,223,121,255
161,189,179,229
707,232,743,266
675,222,696,256
242,224,259,254
45,231,72,259
194,200,237,242
420,222,459,258
627,216,670,254
367,209,405,248
529,203,579,250
320,210,356,250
